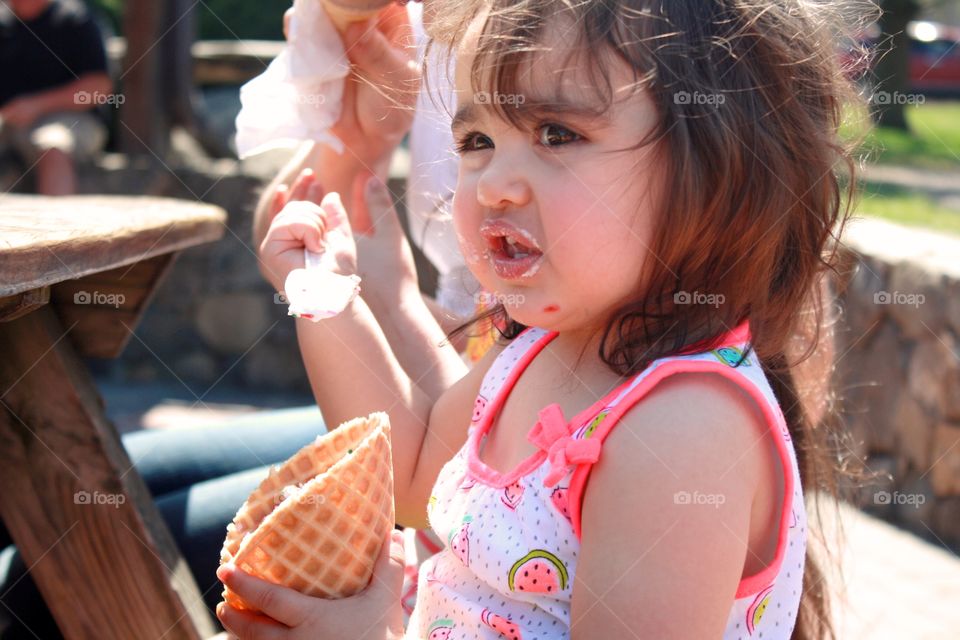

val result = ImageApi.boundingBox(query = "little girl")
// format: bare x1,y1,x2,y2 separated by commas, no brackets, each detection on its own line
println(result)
234,0,866,638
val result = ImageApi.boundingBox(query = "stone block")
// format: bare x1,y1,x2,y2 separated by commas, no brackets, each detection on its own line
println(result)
929,423,960,497
907,333,959,417
196,292,271,354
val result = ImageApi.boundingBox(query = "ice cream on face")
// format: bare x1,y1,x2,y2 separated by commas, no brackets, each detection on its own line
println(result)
479,219,544,281
456,229,489,266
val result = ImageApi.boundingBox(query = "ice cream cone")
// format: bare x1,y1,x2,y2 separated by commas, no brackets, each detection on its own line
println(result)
320,0,392,31
220,412,394,609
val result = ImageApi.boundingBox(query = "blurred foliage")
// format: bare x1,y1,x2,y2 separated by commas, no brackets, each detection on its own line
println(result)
87,0,287,41
197,0,286,41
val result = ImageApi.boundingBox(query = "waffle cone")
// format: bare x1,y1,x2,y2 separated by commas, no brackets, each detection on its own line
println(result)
220,412,394,609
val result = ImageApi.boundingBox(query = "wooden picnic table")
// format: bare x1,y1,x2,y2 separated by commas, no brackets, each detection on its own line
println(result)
0,195,227,639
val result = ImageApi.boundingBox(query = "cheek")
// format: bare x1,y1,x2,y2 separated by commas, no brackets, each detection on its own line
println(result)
451,180,488,267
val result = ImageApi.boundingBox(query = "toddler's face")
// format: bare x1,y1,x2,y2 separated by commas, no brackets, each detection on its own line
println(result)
451,15,666,334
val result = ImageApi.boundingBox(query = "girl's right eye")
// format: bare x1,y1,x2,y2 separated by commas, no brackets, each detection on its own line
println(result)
454,132,493,154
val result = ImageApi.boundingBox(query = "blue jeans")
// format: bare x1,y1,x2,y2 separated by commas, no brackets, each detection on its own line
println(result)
0,407,325,639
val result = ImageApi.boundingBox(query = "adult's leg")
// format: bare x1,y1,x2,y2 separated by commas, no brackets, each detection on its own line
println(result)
0,407,325,638
34,148,76,196
123,406,325,496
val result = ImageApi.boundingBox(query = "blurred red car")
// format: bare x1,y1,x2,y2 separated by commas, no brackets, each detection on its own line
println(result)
908,21,960,95
839,20,960,97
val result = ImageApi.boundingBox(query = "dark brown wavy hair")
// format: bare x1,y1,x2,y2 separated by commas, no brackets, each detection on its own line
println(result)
427,0,875,637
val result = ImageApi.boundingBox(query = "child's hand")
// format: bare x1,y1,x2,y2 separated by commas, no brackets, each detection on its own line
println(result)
216,530,407,640
258,187,358,294
352,173,421,311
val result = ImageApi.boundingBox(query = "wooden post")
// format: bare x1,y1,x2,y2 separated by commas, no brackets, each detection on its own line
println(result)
0,306,217,639
117,0,169,156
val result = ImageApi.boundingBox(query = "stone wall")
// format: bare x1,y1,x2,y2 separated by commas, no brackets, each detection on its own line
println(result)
836,218,960,550
75,148,430,397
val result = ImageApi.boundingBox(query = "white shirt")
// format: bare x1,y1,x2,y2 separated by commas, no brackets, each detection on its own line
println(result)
406,2,480,319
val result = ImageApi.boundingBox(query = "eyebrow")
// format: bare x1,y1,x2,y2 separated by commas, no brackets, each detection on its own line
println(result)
450,99,612,132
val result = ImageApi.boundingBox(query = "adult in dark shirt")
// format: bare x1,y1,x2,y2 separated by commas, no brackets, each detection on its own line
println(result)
0,0,112,195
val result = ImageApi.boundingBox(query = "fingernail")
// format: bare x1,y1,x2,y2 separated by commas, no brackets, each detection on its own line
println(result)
217,564,233,581
391,530,403,545
321,191,344,210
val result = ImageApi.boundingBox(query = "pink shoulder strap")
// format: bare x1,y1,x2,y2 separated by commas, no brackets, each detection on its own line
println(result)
469,327,555,432
566,323,797,599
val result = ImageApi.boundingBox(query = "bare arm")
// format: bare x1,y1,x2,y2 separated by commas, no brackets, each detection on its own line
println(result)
572,374,765,638
294,296,439,527
257,154,468,399
1,73,112,126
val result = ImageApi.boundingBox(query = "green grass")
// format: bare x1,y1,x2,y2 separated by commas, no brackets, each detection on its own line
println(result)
839,100,960,236
850,181,960,237
843,101,960,171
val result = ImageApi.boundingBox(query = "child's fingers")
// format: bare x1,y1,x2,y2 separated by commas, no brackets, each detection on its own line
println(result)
272,201,327,253
319,192,354,239
306,181,325,206
216,601,286,640
270,183,289,217
288,168,316,203
362,175,401,238
216,565,309,628
350,171,376,237
361,529,406,606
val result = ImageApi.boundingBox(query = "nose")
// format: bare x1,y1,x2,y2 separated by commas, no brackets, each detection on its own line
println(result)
476,154,531,211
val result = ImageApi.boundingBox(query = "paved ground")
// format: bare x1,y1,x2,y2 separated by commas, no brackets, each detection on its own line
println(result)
861,164,960,212
815,499,960,639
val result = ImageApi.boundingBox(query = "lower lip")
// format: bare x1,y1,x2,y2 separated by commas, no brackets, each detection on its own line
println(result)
490,251,542,281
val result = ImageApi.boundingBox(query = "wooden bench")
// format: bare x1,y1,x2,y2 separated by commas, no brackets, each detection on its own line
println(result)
0,195,226,639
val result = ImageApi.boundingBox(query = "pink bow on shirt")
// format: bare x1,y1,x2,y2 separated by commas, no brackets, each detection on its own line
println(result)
527,404,602,487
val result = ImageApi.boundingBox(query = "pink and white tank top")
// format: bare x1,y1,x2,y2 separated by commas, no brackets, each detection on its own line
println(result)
406,324,807,639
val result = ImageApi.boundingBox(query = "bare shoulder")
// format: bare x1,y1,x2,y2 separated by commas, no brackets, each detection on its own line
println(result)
612,371,770,477
592,371,771,520
571,372,772,638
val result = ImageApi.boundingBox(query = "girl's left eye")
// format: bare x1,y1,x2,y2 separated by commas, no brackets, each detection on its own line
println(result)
536,123,581,147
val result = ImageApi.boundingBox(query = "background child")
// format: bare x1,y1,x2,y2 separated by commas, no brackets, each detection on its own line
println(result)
221,0,869,638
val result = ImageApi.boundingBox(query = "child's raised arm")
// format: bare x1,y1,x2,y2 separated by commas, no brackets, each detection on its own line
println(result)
258,181,490,528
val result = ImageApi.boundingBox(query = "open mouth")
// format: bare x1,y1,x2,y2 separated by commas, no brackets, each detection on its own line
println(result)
495,235,538,259
479,220,544,280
